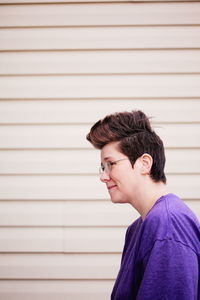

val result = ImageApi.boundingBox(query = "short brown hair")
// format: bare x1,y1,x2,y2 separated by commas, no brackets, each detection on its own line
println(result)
86,110,166,184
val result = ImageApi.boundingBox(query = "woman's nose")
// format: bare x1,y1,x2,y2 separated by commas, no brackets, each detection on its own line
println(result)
100,170,110,183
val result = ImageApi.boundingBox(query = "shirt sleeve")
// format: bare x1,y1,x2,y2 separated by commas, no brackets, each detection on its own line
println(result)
136,239,199,300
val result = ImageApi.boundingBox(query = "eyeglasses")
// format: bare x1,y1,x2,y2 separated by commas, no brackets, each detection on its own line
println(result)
99,158,129,175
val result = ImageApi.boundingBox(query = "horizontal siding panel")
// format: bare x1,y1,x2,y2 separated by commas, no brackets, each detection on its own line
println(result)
0,175,107,200
0,149,100,175
0,175,199,200
0,124,199,149
0,227,64,252
0,75,200,99
0,200,138,227
165,149,200,174
0,100,200,123
1,3,200,27
1,27,200,51
0,125,90,149
0,149,199,174
0,199,198,227
0,280,112,300
0,253,119,279
1,50,200,75
0,227,126,252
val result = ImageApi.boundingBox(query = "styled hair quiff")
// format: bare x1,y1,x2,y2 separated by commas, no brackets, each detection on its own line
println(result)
86,110,166,184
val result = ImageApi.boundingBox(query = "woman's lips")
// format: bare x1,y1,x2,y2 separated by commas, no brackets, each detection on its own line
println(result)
107,185,117,191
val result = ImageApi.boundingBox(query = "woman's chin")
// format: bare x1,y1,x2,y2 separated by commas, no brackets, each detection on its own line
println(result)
110,195,124,204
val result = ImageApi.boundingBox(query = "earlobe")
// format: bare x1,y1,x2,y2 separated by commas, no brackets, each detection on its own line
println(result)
141,153,153,175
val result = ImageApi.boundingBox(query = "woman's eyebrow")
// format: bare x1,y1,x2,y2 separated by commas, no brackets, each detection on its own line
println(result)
103,156,114,161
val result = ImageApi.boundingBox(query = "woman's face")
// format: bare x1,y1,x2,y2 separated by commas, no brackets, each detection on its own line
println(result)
100,142,142,204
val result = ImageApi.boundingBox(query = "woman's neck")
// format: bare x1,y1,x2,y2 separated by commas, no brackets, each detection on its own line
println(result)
131,180,168,221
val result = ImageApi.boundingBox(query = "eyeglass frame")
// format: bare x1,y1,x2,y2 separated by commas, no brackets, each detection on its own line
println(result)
99,158,129,175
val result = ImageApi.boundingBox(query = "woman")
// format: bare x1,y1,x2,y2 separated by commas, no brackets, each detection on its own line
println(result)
86,110,199,300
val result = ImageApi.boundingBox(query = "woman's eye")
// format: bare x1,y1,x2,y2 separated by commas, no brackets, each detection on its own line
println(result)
109,162,116,166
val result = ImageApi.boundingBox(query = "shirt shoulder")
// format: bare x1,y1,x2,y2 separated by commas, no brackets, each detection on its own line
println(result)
138,193,200,257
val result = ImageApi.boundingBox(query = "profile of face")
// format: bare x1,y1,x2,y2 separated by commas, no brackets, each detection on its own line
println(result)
100,142,151,205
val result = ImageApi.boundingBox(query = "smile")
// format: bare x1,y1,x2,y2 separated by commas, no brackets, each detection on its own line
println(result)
108,185,117,191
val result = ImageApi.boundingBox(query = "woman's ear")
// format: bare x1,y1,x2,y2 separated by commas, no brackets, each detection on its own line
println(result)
140,153,153,175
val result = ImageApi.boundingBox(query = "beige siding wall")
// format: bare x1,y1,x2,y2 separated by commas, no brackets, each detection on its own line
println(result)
0,1,200,299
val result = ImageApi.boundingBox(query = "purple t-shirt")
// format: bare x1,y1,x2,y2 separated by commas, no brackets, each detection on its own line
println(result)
111,193,200,300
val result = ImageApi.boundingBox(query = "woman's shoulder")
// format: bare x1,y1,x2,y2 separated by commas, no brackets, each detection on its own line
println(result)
143,193,199,228
140,193,200,255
